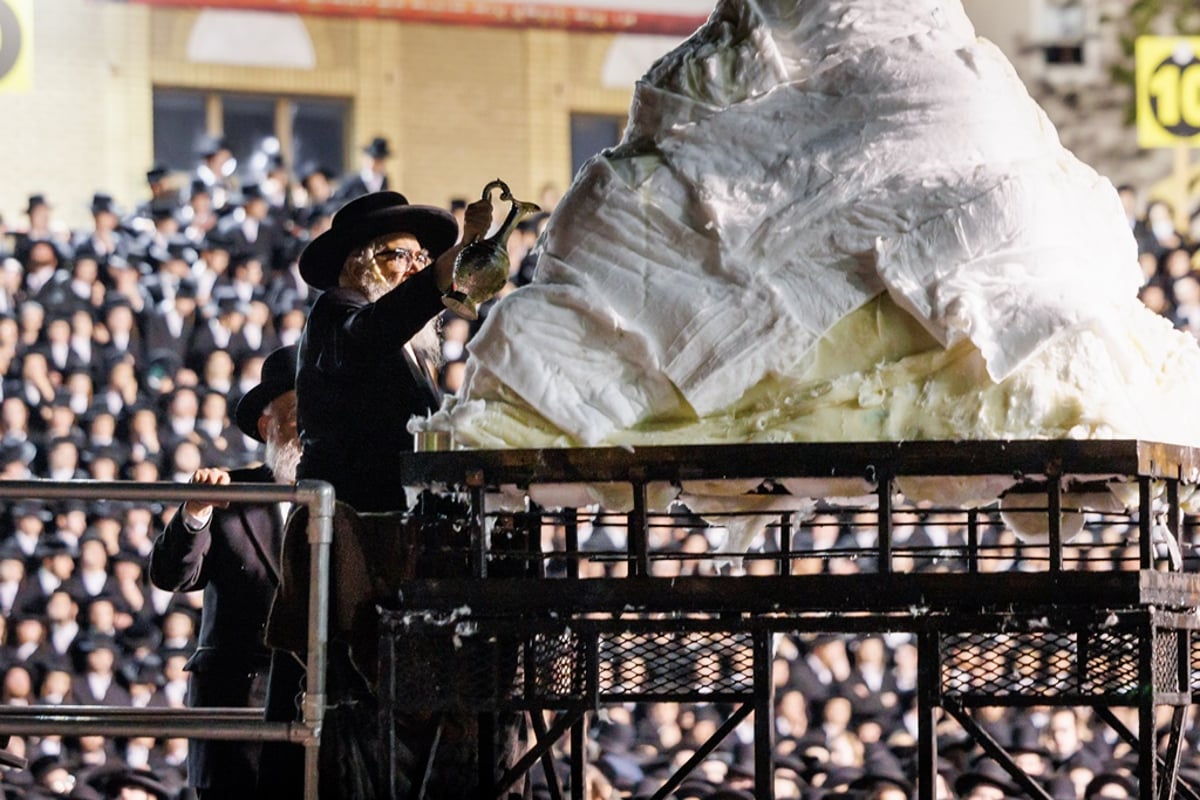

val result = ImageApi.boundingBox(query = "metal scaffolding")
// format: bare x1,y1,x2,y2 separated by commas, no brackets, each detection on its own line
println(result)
380,439,1200,800
0,441,1196,800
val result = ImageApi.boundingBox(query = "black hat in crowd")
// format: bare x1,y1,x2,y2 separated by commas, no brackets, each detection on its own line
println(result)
196,134,231,159
146,162,170,185
93,766,171,800
89,193,120,216
297,190,457,290
0,440,36,470
362,136,392,159
239,183,267,204
953,758,1019,799
299,161,335,187
11,499,51,522
234,344,298,442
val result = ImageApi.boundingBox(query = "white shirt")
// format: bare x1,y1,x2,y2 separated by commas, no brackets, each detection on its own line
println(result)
87,672,113,701
50,621,78,654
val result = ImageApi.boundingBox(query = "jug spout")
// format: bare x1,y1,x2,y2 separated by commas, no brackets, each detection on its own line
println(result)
442,179,541,321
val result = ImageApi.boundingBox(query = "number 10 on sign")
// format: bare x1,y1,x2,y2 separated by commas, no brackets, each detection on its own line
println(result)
1137,36,1200,148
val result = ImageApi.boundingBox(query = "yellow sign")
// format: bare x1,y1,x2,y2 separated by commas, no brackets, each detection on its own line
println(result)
1137,36,1200,148
0,0,31,93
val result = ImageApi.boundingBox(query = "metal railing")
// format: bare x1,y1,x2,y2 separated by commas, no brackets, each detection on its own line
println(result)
0,478,334,800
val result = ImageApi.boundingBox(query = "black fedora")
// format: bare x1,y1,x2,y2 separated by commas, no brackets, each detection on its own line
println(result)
299,161,335,187
954,759,1019,798
297,191,457,290
89,192,120,216
146,162,170,185
235,344,299,441
26,193,49,214
363,136,392,159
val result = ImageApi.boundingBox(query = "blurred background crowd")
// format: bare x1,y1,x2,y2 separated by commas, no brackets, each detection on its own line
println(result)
0,152,1195,799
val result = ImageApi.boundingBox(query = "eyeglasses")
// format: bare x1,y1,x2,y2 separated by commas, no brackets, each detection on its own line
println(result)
373,247,431,268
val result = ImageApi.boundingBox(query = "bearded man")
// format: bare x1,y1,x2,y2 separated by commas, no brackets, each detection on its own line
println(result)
294,190,492,513
150,343,299,800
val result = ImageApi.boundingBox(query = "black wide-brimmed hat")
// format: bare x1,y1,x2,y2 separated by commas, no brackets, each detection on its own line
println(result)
235,344,298,442
93,767,171,800
297,191,457,290
363,136,392,159
89,192,120,216
953,759,1019,798
146,162,170,184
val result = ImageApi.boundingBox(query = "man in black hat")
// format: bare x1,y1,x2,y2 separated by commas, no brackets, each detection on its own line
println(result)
72,193,129,265
953,758,1019,800
193,134,237,211
90,766,171,800
333,136,392,203
219,183,286,270
293,190,492,512
131,162,181,229
294,162,337,229
13,193,61,266
149,343,299,800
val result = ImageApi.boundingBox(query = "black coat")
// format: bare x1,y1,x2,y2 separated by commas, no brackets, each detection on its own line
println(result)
295,266,442,512
149,464,285,792
142,308,199,366
332,173,388,205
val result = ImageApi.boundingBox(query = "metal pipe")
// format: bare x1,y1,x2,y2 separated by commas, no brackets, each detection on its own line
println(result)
917,632,939,800
1048,477,1063,572
0,717,297,741
877,473,893,574
299,479,335,800
0,478,335,800
753,630,775,800
1140,477,1154,569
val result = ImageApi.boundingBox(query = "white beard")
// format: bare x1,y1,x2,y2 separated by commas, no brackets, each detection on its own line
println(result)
266,435,303,484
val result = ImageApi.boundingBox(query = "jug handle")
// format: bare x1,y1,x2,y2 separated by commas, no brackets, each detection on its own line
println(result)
481,178,513,203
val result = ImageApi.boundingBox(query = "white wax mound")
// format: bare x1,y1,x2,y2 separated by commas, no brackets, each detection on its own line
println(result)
420,0,1200,453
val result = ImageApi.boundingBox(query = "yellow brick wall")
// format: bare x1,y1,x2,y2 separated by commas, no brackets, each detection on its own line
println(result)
0,1,153,231
0,2,638,229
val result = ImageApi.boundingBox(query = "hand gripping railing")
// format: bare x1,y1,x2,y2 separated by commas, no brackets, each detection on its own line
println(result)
0,478,335,800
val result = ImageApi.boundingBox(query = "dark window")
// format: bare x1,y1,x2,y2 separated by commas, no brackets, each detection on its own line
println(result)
221,94,276,171
570,113,625,179
152,89,350,179
292,97,348,176
152,90,207,172
1043,45,1084,65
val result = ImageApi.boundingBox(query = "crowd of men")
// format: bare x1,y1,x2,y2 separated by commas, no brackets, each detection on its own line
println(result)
0,152,1194,799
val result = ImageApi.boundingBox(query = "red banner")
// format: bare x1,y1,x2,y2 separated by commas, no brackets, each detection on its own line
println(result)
122,0,712,35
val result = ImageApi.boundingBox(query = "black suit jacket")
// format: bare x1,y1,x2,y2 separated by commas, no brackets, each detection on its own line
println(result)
150,464,283,673
295,267,442,512
68,674,133,706
220,217,288,271
332,173,388,205
149,464,284,791
142,309,198,366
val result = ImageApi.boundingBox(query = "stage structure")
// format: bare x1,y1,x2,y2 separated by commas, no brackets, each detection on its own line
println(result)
382,440,1200,800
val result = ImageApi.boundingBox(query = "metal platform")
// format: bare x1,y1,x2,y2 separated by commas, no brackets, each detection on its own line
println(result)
379,440,1200,800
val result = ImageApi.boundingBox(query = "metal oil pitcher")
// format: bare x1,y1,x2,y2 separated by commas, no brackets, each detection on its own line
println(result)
441,179,540,320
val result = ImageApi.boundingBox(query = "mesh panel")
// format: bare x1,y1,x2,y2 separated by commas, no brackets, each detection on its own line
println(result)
597,630,754,697
526,628,586,700
1084,631,1141,695
941,630,1142,698
1154,630,1180,694
1191,637,1200,693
